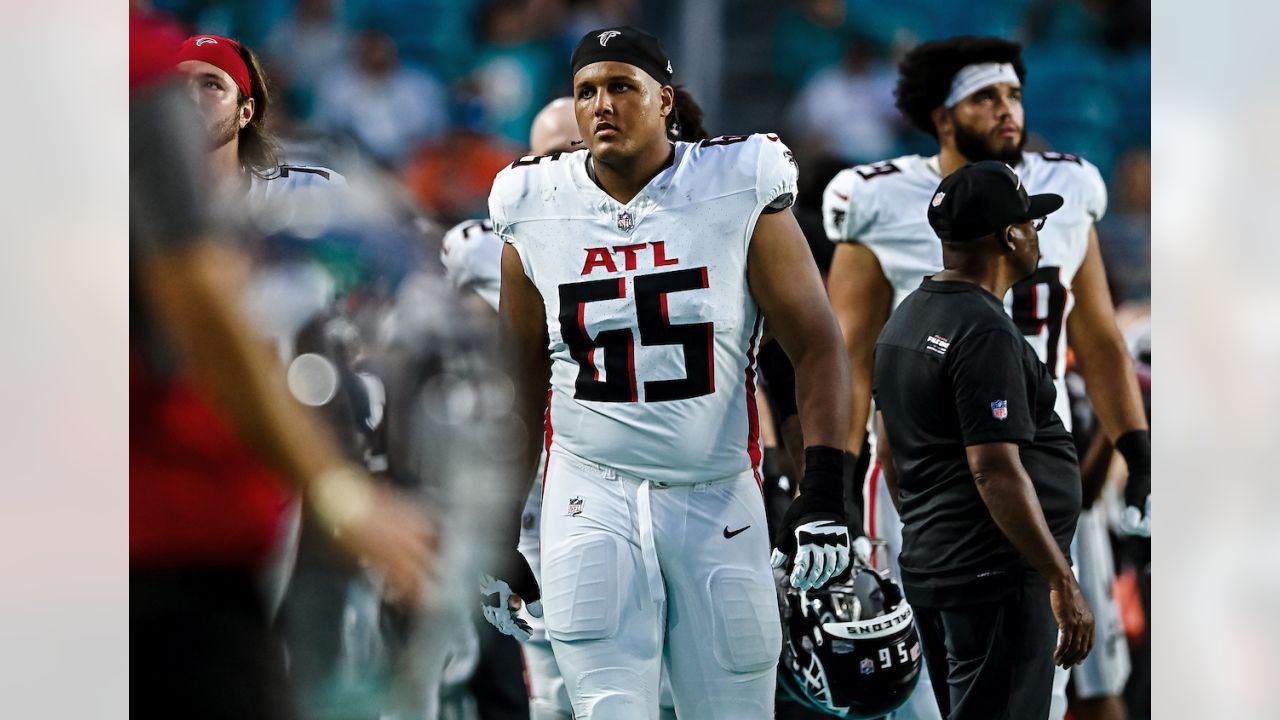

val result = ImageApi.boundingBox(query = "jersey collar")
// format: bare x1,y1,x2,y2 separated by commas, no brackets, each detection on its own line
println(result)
574,142,688,235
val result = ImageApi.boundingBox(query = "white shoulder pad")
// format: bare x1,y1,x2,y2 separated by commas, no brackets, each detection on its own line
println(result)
752,133,799,210
822,168,859,242
824,158,914,243
487,150,581,240
681,133,798,210
1031,151,1108,223
441,218,502,311
1079,156,1108,222
248,164,349,233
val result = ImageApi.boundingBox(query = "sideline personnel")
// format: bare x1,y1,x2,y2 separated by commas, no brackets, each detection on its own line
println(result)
872,161,1094,719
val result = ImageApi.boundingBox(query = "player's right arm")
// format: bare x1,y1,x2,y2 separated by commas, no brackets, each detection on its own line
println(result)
827,243,893,454
478,169,547,639
498,242,551,500
822,169,894,456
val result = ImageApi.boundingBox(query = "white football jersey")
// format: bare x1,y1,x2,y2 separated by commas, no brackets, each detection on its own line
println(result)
490,134,798,485
824,151,1107,428
245,164,349,236
441,218,503,311
238,164,349,360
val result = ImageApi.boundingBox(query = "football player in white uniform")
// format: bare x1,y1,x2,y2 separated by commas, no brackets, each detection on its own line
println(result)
447,89,713,720
823,36,1150,720
484,27,854,719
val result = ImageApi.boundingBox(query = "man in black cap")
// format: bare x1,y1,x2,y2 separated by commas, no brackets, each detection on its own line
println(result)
872,160,1095,719
481,25,854,719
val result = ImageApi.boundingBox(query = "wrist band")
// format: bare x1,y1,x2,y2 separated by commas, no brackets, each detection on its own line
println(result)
1114,429,1151,473
801,445,845,496
308,466,375,537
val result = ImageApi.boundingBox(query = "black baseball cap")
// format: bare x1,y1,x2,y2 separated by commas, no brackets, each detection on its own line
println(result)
571,26,673,86
927,161,1063,242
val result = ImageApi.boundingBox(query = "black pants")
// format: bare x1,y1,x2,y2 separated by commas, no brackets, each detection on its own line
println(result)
913,574,1058,720
132,568,296,720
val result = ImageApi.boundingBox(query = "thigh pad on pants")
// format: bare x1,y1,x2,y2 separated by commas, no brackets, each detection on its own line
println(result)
573,667,651,719
542,535,622,642
706,566,782,674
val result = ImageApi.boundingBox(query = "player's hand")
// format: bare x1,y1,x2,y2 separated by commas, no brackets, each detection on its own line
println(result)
772,446,852,591
326,479,437,608
771,504,851,591
1049,573,1095,667
479,549,542,642
1115,430,1151,537
1119,495,1151,537
850,534,873,567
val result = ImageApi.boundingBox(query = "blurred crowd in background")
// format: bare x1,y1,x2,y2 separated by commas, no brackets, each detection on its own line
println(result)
148,0,1150,301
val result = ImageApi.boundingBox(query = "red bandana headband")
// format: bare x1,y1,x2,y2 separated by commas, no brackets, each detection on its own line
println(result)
175,35,252,97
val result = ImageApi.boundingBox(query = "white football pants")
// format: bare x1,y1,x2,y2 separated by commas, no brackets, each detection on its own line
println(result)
539,448,780,719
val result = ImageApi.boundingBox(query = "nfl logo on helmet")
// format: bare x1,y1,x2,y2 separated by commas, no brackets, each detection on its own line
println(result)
991,400,1008,420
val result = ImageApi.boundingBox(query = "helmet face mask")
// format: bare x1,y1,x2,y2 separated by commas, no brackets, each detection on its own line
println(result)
777,566,923,718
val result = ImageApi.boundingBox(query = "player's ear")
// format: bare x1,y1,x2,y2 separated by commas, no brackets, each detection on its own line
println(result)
239,96,255,128
658,84,674,119
931,106,952,139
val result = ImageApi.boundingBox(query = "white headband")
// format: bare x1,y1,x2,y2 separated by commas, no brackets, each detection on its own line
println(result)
944,62,1020,108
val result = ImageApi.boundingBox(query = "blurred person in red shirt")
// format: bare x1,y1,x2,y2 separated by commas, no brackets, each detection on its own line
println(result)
130,16,434,719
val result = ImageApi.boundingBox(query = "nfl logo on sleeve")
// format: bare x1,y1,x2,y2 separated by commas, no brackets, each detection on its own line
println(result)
567,496,584,516
991,400,1009,420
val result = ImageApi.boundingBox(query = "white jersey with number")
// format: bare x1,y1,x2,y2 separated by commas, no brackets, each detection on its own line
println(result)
441,218,504,311
490,134,798,486
824,151,1107,428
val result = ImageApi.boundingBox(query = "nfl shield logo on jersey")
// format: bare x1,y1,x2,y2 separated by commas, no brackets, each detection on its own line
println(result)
860,657,875,675
616,211,635,232
991,400,1009,420
567,496,584,517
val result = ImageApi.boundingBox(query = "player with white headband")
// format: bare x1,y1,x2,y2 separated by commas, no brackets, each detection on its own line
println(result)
823,35,1150,720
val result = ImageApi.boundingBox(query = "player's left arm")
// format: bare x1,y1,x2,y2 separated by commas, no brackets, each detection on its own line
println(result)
751,206,857,588
749,207,851,450
1067,226,1151,534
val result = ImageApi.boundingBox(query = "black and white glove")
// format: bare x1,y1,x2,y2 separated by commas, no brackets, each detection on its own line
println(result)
1115,430,1151,537
479,543,542,641
478,489,542,640
771,446,853,591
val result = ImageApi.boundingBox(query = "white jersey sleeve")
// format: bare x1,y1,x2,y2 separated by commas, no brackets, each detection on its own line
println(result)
441,218,503,311
822,166,888,243
1037,152,1107,223
488,158,542,282
751,133,799,212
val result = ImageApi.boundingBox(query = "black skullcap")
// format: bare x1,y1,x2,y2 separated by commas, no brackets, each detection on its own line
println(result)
571,26,673,86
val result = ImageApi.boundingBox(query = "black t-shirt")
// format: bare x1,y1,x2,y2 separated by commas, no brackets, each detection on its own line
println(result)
873,278,1081,607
